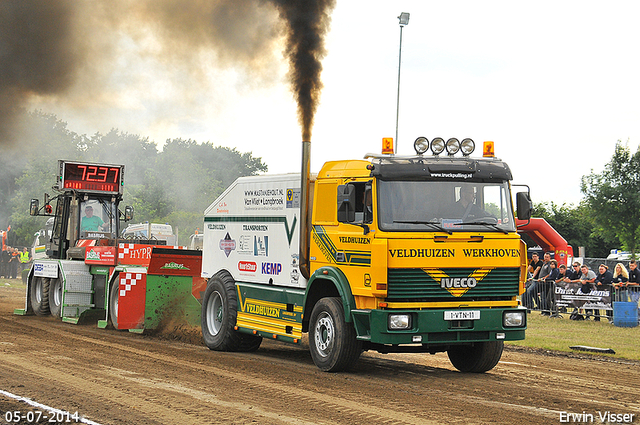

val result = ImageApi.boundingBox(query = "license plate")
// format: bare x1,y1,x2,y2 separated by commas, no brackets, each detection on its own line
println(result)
444,310,480,321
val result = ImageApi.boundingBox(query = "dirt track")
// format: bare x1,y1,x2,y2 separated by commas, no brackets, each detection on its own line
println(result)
1,283,639,425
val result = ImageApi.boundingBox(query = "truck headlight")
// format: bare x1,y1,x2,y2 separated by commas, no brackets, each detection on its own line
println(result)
503,311,525,327
388,314,412,330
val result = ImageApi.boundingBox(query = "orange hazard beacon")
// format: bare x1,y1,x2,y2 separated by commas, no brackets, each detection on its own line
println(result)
200,136,533,372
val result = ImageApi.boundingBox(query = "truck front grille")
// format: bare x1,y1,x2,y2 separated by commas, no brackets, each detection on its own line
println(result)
387,267,519,302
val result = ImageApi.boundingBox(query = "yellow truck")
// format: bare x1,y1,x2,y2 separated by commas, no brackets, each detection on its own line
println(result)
200,137,531,372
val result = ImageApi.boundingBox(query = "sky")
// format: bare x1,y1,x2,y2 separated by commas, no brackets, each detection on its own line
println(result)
26,1,640,205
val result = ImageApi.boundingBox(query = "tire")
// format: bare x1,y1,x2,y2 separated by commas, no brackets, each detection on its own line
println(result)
201,271,260,352
309,297,362,372
30,277,50,316
109,278,120,329
238,334,263,352
447,341,504,373
49,278,63,318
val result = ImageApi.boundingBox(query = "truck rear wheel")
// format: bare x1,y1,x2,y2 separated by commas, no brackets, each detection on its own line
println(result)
49,278,63,318
309,297,362,372
30,277,50,316
447,341,504,373
202,271,259,351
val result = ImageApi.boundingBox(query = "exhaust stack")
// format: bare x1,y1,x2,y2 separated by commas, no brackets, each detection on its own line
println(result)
299,140,311,279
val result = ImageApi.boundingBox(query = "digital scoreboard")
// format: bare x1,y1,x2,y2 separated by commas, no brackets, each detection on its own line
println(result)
58,161,124,194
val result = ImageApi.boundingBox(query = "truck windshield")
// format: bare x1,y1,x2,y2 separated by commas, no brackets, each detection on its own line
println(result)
377,180,516,233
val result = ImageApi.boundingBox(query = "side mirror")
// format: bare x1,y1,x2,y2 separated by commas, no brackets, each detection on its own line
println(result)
30,199,39,216
124,205,134,222
516,192,532,220
337,184,356,223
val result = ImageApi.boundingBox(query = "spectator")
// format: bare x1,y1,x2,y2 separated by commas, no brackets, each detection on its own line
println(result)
628,260,640,304
524,253,551,311
19,247,30,273
594,264,613,321
555,264,568,283
628,260,640,284
579,265,597,319
0,248,10,278
537,253,552,280
612,262,630,301
540,259,559,315
565,262,582,284
523,252,544,309
555,264,569,313
528,252,543,280
8,247,19,279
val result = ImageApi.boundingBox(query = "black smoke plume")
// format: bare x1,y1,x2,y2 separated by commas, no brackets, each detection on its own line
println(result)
0,0,335,144
269,0,336,141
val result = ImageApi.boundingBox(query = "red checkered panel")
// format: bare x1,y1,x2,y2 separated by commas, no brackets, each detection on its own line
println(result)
116,271,147,329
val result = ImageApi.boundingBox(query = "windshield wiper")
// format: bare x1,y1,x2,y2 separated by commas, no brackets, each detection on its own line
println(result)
393,220,452,235
459,220,510,234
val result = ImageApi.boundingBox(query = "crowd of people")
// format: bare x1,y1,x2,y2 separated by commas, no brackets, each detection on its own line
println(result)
0,246,30,279
523,252,640,321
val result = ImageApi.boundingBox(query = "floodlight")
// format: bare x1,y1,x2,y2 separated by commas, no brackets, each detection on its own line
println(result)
414,137,429,155
398,12,410,26
446,138,460,155
460,138,475,156
430,137,445,155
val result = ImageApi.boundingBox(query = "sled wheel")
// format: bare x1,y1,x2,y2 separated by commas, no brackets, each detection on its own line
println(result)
109,278,120,329
30,277,51,316
447,341,504,373
49,277,63,318
309,297,362,372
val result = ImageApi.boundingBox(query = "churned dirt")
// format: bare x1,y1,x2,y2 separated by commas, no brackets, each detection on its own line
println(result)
1,282,639,425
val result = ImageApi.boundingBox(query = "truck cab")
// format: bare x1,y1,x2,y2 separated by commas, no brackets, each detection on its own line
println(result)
306,150,530,372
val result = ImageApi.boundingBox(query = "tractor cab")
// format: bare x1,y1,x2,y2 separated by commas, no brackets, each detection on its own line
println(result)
30,160,133,260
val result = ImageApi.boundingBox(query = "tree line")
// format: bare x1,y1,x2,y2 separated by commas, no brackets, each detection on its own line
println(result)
0,110,267,248
523,140,639,259
0,110,636,259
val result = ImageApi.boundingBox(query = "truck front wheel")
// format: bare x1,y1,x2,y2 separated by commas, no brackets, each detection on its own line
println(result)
30,277,50,316
447,341,504,373
309,297,361,372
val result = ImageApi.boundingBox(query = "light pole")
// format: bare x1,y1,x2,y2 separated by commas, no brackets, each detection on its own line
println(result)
395,12,410,155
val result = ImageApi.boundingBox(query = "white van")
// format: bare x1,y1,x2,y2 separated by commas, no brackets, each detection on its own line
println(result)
121,222,177,246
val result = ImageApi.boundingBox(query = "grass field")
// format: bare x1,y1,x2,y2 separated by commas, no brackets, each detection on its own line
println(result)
508,310,640,361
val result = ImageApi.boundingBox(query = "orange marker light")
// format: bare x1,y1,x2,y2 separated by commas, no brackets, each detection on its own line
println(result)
382,137,394,154
483,141,495,157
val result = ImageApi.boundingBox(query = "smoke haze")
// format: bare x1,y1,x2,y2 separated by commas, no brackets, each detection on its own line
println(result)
0,0,335,145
